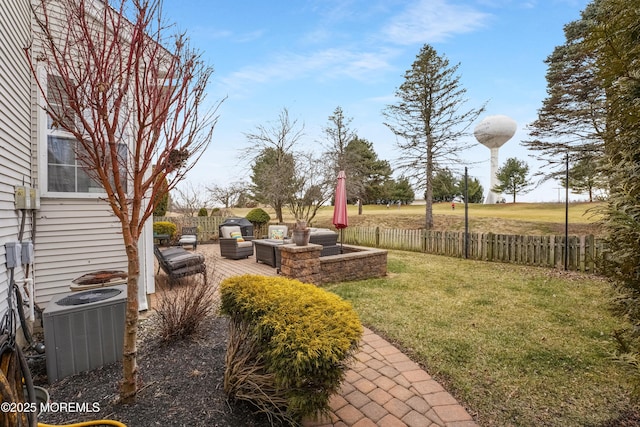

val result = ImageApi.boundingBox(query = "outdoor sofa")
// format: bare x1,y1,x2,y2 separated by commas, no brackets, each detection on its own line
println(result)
308,228,340,256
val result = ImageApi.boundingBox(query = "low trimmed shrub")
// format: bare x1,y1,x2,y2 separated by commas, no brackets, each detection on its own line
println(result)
220,274,362,424
153,221,177,238
198,207,208,217
245,208,270,226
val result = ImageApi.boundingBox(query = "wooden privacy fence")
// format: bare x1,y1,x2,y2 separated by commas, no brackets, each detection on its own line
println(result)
153,216,270,241
342,227,607,273
153,217,607,273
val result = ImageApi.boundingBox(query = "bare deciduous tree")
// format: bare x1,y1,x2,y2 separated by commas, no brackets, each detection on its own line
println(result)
244,108,303,222
288,152,332,225
173,182,209,216
207,182,248,208
26,0,222,401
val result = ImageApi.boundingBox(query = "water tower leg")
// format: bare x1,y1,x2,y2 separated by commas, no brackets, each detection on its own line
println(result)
484,147,500,204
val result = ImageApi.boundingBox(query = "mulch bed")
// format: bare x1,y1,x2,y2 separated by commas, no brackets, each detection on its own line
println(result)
31,313,279,427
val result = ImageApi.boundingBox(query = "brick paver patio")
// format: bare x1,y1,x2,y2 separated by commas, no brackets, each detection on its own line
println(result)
159,243,478,427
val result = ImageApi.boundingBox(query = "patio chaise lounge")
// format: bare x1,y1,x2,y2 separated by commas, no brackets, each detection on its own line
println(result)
154,245,206,286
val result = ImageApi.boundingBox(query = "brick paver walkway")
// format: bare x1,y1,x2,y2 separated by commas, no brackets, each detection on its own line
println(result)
165,244,478,427
303,327,477,427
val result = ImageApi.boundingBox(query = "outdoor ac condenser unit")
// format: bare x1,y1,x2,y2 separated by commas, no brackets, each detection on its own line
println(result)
43,284,127,383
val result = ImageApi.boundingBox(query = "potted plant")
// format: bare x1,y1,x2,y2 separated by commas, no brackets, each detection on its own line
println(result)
292,219,311,246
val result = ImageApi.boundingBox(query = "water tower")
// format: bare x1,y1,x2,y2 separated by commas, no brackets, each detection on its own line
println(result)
474,115,517,204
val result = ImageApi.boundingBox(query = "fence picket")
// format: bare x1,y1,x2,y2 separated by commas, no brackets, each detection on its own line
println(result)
341,227,604,273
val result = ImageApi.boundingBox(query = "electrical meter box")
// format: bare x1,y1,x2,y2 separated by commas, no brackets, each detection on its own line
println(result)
29,187,40,210
15,186,30,209
21,241,34,265
5,242,22,269
14,186,39,210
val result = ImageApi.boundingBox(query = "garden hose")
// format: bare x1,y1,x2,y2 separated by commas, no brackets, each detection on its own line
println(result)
37,421,127,427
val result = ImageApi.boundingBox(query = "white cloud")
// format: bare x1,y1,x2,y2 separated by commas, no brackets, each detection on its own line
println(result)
382,0,490,45
218,47,398,95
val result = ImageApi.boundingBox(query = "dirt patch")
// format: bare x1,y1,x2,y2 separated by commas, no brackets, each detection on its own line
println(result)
31,313,279,427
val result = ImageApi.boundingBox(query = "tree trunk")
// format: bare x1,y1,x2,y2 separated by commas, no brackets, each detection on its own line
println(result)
274,203,284,223
120,240,140,403
358,199,362,215
425,140,434,229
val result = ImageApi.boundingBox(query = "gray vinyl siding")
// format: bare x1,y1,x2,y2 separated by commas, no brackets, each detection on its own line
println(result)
0,0,153,309
0,0,34,315
34,198,128,305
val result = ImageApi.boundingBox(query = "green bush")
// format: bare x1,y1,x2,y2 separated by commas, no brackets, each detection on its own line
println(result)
210,207,221,216
198,207,208,217
153,191,169,216
220,275,362,424
153,221,177,238
245,208,270,225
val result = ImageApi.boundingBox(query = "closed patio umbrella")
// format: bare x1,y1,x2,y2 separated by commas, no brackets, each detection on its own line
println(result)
332,171,348,251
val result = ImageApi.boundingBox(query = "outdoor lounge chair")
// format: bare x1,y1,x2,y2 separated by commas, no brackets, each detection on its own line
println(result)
254,225,290,267
219,225,254,260
154,245,206,286
264,224,288,240
177,226,198,249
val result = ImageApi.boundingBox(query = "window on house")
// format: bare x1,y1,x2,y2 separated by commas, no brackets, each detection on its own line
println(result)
45,74,128,195
47,74,76,131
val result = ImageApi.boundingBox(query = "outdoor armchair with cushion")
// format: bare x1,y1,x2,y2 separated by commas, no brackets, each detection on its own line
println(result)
219,225,254,260
253,225,289,267
262,224,288,240
154,245,206,287
178,226,198,249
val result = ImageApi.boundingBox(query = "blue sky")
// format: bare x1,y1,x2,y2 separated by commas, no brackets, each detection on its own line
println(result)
161,0,591,203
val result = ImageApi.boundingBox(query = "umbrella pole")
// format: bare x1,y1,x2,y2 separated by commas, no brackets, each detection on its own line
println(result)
340,229,344,253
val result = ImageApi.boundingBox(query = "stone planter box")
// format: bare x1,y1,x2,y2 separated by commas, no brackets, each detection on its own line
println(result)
318,245,387,284
279,244,387,285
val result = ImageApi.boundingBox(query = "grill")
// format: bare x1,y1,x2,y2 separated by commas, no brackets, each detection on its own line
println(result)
219,217,254,236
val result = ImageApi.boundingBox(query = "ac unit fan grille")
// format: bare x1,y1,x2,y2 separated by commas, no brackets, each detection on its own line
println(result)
56,288,122,306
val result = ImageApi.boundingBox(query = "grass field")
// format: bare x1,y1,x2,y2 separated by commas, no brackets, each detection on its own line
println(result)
324,250,632,426
230,202,605,236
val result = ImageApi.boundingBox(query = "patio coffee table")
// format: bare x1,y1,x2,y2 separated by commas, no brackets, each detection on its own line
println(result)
254,239,290,268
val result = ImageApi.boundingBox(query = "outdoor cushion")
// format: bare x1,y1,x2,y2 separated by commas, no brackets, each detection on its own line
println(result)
221,225,241,239
166,253,205,270
268,225,288,240
237,241,253,248
230,231,244,242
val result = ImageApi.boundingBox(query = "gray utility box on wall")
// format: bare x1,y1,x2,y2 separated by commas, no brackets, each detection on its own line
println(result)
43,284,127,383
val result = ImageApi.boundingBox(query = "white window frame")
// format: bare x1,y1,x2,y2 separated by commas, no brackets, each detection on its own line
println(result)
38,67,129,199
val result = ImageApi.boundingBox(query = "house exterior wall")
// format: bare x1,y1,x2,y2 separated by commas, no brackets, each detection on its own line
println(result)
28,0,154,308
0,0,154,311
33,198,129,304
0,0,34,314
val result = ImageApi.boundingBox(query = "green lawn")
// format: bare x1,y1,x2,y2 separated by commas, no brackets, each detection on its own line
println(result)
324,250,632,426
